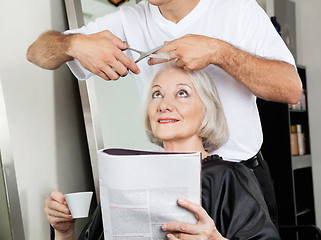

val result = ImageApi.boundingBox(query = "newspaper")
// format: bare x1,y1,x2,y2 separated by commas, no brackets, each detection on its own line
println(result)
97,148,201,240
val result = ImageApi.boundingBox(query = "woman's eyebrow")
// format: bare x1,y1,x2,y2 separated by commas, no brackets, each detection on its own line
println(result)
152,84,161,89
177,83,192,89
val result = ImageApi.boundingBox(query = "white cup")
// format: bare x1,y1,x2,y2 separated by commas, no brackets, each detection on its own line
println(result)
64,191,93,218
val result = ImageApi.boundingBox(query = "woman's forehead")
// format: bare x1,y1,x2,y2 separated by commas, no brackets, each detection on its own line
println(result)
152,68,193,87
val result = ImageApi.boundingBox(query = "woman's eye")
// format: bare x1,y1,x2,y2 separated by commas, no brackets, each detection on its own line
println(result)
152,91,163,99
177,90,189,98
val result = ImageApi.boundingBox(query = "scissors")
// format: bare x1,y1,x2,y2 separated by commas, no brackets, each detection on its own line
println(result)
123,41,170,63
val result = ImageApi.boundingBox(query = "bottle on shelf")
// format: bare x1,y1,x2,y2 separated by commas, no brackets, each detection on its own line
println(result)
290,125,299,156
289,90,307,111
296,124,305,155
300,90,307,111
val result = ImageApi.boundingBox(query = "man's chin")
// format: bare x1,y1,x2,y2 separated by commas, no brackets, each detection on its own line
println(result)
146,0,167,7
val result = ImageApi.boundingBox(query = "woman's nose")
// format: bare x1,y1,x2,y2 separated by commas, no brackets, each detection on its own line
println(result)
158,97,174,112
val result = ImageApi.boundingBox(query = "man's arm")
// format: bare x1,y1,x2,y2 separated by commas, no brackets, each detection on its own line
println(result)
26,30,140,80
214,38,302,104
26,30,74,70
149,35,302,104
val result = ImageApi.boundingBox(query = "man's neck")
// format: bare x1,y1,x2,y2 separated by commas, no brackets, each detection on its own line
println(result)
158,0,200,23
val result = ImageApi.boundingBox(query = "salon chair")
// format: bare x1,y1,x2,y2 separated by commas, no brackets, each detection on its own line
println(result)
279,225,321,240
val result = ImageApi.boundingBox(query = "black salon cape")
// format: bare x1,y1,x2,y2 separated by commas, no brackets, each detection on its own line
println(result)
78,155,280,240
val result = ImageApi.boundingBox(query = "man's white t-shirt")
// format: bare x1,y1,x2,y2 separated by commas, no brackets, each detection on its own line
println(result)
66,0,296,162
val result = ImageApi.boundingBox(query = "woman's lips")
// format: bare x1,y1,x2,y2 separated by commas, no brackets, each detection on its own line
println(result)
157,118,179,124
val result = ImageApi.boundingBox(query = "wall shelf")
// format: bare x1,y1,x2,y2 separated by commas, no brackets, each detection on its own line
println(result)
257,66,316,240
289,109,307,113
292,154,312,170
296,208,313,217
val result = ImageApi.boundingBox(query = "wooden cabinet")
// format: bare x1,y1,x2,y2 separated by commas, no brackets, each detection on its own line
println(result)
257,66,316,239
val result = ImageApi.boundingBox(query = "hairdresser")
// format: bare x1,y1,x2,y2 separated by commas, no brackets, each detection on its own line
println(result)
27,0,302,228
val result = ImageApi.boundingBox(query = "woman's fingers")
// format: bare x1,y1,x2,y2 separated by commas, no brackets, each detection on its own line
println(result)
176,199,210,223
167,233,194,240
45,206,71,219
45,190,72,224
162,221,199,235
46,192,70,214
162,199,226,240
44,191,76,233
50,190,65,203
161,199,212,234
47,214,73,223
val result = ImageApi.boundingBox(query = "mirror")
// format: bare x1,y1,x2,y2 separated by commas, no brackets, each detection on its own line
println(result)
0,76,25,239
64,0,158,195
80,0,155,150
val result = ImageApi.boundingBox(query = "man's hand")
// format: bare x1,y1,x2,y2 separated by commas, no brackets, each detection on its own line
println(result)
148,34,216,71
27,30,140,81
69,30,140,80
148,34,302,104
162,199,228,240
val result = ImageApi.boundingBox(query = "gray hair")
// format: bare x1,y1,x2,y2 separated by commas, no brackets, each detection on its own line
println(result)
142,64,229,152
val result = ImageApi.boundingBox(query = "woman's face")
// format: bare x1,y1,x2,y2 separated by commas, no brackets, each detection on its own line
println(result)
148,69,204,144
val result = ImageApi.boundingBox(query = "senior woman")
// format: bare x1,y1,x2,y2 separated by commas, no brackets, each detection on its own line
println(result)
45,65,280,239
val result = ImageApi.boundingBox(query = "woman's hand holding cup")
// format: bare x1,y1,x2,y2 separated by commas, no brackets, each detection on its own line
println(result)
44,191,75,237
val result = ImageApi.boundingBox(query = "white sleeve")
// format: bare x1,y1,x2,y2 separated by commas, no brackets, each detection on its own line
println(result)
240,0,296,67
64,10,125,80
